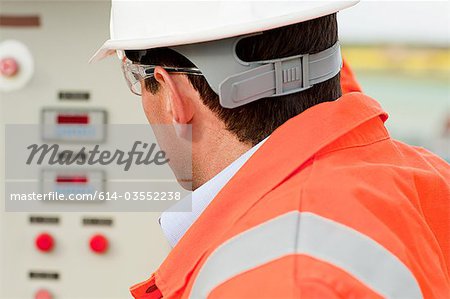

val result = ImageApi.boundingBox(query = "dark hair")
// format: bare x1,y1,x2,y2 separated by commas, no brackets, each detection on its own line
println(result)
126,14,341,145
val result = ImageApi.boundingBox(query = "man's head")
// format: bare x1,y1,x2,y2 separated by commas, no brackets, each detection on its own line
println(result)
126,13,341,146
123,14,340,187
89,1,359,188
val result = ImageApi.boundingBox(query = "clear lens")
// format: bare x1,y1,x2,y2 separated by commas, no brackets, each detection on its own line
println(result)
128,71,142,96
121,60,145,96
121,58,203,96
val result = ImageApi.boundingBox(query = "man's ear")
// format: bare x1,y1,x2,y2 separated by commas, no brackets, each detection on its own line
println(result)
153,66,195,124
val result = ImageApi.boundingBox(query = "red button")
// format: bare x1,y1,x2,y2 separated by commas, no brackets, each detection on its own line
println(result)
35,233,54,252
35,289,53,299
0,57,19,77
89,234,108,254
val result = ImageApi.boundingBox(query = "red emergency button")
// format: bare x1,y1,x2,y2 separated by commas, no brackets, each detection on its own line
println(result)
89,234,108,254
35,233,54,252
0,57,19,77
34,289,53,299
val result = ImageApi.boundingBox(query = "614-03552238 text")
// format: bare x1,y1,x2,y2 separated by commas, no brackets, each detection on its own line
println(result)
9,191,182,201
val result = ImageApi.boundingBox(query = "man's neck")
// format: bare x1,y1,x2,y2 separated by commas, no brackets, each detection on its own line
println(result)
192,131,252,190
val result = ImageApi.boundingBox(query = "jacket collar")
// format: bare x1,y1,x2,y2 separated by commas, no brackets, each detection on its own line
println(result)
159,138,267,248
132,92,389,298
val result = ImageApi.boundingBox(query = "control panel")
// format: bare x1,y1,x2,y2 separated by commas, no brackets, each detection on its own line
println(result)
0,1,171,298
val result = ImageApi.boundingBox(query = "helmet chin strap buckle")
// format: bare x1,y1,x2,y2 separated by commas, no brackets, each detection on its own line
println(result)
219,42,342,109
172,35,342,109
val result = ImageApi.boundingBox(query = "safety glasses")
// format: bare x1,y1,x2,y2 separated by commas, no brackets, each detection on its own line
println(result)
121,58,203,96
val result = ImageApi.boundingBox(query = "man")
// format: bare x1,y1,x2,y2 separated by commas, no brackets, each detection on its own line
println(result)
92,1,449,298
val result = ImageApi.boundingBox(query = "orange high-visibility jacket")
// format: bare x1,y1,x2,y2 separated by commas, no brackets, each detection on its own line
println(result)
131,64,450,299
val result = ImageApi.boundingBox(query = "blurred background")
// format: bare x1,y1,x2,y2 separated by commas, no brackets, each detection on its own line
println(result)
339,1,449,161
0,1,449,299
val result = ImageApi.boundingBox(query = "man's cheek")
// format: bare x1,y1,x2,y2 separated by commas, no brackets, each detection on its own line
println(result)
141,97,157,123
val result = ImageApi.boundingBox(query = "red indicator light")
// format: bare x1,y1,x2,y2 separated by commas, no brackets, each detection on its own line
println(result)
89,234,109,254
56,115,89,124
35,233,54,252
34,289,53,299
0,57,19,77
56,176,88,184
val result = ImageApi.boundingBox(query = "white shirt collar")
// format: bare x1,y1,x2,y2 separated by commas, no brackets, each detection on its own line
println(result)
159,138,267,248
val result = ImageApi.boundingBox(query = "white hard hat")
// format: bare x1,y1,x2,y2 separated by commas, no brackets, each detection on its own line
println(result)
91,1,358,62
91,1,359,108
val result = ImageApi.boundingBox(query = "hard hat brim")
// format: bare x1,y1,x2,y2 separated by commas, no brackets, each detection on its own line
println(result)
89,1,358,63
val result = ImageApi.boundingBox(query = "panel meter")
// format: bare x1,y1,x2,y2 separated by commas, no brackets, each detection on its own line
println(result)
41,109,107,142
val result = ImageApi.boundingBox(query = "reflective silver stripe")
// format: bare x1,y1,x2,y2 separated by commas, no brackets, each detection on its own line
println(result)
189,211,422,299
